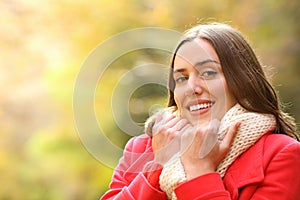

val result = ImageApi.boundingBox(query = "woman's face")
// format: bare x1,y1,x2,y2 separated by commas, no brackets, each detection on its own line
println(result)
173,39,236,126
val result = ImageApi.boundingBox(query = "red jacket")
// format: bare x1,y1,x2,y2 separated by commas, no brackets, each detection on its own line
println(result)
101,132,300,200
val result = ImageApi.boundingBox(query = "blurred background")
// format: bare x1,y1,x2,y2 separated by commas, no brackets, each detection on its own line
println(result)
1,0,299,199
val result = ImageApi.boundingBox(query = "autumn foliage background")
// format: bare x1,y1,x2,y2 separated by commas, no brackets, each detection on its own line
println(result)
1,0,299,199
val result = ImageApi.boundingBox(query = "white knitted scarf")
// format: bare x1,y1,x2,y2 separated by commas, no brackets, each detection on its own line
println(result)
145,104,276,200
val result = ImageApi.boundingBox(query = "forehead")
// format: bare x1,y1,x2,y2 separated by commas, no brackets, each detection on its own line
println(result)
174,39,220,67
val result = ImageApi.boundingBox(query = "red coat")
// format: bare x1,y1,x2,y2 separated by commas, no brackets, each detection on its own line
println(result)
100,132,300,200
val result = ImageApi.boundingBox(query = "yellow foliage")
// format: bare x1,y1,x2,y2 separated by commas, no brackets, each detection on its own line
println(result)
0,0,299,199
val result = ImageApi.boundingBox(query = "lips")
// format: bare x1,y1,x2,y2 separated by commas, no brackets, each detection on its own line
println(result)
187,101,215,112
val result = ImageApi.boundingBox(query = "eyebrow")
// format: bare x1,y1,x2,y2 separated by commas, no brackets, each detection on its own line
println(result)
195,59,219,67
173,59,220,74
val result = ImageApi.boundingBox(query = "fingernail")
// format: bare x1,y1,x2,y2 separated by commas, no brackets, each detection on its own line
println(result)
235,122,241,128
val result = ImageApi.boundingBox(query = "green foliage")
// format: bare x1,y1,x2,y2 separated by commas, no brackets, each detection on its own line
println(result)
1,0,299,199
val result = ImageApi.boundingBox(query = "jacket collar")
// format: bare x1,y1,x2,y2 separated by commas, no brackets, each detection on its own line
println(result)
223,134,267,198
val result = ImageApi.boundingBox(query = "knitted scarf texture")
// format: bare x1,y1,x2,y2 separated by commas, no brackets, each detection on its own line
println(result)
145,104,276,200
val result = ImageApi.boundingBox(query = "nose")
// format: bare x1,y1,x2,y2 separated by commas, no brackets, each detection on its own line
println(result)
185,74,204,96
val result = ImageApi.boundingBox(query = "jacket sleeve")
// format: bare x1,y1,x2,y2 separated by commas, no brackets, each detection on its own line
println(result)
250,141,300,199
100,136,167,200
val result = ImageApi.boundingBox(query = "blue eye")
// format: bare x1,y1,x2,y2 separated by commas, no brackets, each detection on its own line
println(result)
175,76,187,83
201,70,217,78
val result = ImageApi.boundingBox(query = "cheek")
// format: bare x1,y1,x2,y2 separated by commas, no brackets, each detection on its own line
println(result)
207,80,233,109
216,80,236,110
224,88,236,109
207,80,227,99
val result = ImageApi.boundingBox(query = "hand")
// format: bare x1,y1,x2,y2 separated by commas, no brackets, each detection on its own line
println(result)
151,111,190,165
180,120,241,180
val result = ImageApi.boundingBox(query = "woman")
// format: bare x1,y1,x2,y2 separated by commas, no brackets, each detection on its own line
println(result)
100,23,300,200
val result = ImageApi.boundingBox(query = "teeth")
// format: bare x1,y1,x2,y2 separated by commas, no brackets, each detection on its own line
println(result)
189,103,213,111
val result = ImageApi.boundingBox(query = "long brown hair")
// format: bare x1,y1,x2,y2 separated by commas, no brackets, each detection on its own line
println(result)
167,23,299,140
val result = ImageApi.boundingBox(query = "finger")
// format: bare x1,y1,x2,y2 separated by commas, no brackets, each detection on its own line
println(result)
180,126,197,153
165,116,181,128
169,118,190,132
155,111,173,124
199,119,220,158
152,112,175,133
220,122,241,150
153,117,180,139
180,122,192,133
155,113,163,123
154,129,182,164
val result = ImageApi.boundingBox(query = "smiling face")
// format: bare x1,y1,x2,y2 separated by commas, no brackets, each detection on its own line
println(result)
173,39,237,126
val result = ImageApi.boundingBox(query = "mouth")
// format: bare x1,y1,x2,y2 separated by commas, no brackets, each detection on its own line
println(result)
187,101,215,112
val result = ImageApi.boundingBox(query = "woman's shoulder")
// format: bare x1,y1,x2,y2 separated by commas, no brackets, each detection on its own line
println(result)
238,132,300,167
124,134,152,153
260,132,300,159
228,132,300,177
263,132,300,149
